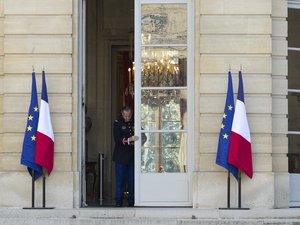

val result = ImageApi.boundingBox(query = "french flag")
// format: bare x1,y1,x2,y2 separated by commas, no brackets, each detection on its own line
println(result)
228,71,253,179
35,71,55,175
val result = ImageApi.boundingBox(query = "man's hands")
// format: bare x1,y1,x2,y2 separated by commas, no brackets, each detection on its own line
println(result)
129,136,139,142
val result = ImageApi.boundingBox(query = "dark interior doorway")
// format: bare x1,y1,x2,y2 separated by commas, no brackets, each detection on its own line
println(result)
85,0,134,206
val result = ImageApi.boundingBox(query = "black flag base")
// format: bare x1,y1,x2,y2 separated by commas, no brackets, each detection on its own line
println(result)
23,172,55,210
219,207,249,210
23,207,55,210
219,171,249,210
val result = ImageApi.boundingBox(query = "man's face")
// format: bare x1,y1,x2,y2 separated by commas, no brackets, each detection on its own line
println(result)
122,110,132,122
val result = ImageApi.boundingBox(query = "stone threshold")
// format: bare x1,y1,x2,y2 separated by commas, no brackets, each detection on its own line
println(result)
0,208,299,220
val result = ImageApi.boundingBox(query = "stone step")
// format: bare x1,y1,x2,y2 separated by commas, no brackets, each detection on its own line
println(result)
0,217,300,225
0,208,299,225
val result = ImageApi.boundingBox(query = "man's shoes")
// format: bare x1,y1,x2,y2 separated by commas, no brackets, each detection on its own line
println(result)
115,203,122,207
128,203,134,207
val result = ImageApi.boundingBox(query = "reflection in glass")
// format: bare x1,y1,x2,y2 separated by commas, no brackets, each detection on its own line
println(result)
141,47,187,87
141,132,187,173
288,51,300,89
288,8,300,175
288,93,300,131
141,90,187,130
141,4,187,45
288,134,300,173
288,8,300,48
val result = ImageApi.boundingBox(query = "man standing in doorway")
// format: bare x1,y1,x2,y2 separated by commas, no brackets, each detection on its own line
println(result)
113,106,139,207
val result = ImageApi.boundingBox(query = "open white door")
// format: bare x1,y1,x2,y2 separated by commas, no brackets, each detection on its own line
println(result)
134,0,194,206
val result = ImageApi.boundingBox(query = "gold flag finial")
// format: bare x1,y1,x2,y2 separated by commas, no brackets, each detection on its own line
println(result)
32,65,35,72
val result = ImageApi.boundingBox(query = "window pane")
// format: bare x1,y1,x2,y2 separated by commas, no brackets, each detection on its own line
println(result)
141,47,187,87
288,134,300,173
141,132,187,173
288,50,300,89
141,4,187,45
141,90,187,130
288,93,300,131
288,8,300,48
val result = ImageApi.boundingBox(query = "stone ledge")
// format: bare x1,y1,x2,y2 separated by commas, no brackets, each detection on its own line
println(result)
0,218,299,225
0,208,299,219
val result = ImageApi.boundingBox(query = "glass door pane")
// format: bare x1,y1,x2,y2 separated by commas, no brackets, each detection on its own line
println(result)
140,1,188,172
141,132,187,173
141,89,187,130
141,4,187,45
141,47,187,87
135,0,193,206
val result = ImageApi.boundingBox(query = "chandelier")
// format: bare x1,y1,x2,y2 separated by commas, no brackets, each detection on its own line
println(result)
127,63,135,98
141,58,180,87
126,51,182,93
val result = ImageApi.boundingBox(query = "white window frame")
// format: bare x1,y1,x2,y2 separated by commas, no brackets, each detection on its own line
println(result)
289,0,300,9
287,1,300,207
287,7,300,162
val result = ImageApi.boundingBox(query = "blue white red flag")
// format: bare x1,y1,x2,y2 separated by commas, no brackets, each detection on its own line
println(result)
216,71,239,179
20,72,43,180
228,71,253,179
35,71,55,175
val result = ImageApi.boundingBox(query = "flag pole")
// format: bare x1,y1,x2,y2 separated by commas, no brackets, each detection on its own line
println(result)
23,171,36,209
227,171,230,208
24,172,54,209
35,70,54,209
31,170,35,208
219,171,231,209
237,171,249,210
43,173,46,208
227,64,232,209
237,66,249,210
238,171,241,208
41,170,54,209
217,67,236,210
220,171,249,210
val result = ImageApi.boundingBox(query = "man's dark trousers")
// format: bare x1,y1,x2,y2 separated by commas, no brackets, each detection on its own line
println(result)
115,161,134,206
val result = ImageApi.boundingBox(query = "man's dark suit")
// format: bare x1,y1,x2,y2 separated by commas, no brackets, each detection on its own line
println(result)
112,118,135,206
112,118,134,165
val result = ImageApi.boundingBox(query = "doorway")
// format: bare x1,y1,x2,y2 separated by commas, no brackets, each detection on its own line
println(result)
81,0,194,207
84,0,134,206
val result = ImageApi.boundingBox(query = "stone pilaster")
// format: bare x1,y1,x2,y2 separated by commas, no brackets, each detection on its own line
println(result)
194,0,274,208
272,0,289,208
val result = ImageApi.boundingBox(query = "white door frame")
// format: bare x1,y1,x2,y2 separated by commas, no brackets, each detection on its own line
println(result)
134,0,194,206
78,0,87,207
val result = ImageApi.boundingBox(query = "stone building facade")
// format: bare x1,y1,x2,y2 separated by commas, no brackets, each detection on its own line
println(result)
0,0,293,209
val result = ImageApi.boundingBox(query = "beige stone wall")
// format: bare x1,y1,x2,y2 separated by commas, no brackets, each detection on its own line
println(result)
272,0,289,208
0,0,289,209
0,0,76,208
0,1,4,187
194,0,277,208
